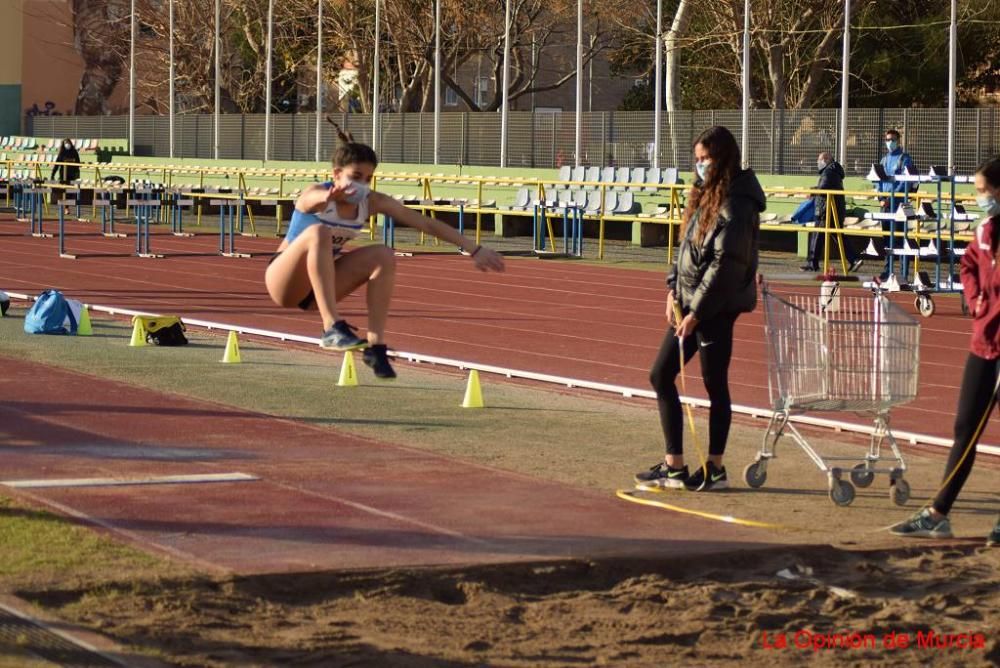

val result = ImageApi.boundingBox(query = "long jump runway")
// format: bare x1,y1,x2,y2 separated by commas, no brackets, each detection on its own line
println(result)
0,218,994,448
0,356,773,574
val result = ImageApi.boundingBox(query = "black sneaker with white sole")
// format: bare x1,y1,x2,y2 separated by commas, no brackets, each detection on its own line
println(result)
363,344,397,380
684,462,729,491
634,462,689,489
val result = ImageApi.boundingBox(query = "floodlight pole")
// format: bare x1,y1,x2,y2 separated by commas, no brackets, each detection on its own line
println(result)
315,0,323,162
129,0,135,156
169,0,175,158
214,0,221,160
372,0,381,151
574,0,583,168
947,0,957,174
653,0,662,170
838,0,850,166
499,0,511,168
740,0,750,168
434,0,441,165
264,0,274,162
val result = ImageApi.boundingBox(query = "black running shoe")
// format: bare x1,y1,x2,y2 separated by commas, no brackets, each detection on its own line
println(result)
848,258,864,274
363,344,397,379
634,462,689,489
320,320,367,351
684,462,729,491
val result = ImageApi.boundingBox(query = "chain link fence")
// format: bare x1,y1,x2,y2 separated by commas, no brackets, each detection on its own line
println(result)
28,108,1000,176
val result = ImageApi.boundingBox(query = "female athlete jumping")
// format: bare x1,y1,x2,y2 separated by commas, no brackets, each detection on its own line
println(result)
265,122,505,379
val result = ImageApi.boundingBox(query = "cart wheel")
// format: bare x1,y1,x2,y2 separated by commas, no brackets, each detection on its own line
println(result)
850,463,875,488
915,294,935,318
743,461,767,489
890,478,911,506
829,479,856,506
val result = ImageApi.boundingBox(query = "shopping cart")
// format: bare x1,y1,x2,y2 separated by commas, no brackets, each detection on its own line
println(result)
744,280,921,506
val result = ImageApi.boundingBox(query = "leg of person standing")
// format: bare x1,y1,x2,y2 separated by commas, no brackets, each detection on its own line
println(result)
891,354,1000,540
933,355,999,516
636,324,699,488
683,312,738,490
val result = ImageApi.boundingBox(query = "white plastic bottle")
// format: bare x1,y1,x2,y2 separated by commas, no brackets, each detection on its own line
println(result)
820,279,840,313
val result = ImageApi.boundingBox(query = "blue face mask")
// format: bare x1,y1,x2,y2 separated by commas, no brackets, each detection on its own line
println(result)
977,193,1000,218
343,180,370,204
886,140,899,152
695,160,711,182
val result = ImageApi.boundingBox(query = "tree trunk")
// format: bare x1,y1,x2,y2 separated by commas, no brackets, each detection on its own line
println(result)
73,0,129,115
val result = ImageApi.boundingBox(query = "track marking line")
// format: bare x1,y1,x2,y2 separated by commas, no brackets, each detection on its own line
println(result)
2,472,259,489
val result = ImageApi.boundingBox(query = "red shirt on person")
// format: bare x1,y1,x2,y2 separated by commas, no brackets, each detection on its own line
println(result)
961,217,1000,360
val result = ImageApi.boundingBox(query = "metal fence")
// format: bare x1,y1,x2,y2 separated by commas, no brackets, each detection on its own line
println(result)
28,107,1000,176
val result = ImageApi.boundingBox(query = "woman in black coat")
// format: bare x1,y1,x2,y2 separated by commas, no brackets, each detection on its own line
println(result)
51,139,81,184
635,126,766,492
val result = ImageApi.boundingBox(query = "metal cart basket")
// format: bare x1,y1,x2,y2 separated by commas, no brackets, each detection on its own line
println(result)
744,281,921,506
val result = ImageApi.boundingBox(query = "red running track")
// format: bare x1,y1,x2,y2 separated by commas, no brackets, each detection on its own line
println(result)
0,217,994,448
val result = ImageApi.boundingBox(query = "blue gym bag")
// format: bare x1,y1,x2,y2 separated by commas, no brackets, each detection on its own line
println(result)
24,289,77,335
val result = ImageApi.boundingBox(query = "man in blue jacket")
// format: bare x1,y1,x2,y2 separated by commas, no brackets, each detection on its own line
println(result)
876,129,916,279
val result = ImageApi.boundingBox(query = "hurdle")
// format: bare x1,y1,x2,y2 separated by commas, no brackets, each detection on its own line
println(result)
533,203,583,258
25,186,52,238
210,197,251,258
94,189,127,238
169,190,195,237
57,199,77,259
127,188,164,258
12,179,27,221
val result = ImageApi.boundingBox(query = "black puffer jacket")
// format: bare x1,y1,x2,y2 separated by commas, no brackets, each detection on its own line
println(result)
667,168,766,321
813,160,847,227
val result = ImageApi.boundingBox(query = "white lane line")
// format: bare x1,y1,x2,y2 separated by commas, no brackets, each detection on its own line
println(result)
4,292,998,456
2,472,259,489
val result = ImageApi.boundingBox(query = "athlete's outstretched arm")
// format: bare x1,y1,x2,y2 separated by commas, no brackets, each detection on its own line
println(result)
372,193,505,272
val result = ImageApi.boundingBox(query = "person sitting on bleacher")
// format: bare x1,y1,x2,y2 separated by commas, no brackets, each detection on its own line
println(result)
51,139,81,185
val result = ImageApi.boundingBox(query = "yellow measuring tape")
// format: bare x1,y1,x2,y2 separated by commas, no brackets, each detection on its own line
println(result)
674,303,710,485
616,489,788,530
870,370,1000,534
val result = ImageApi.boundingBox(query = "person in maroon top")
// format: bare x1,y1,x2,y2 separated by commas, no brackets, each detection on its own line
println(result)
891,157,1000,546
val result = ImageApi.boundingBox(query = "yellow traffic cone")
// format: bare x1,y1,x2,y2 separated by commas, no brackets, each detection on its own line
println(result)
77,305,92,336
128,317,146,347
221,330,241,364
337,350,358,387
461,369,484,408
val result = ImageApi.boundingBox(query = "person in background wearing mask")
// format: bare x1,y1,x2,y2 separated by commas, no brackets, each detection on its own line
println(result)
802,151,863,273
635,126,765,492
264,121,505,379
890,156,1000,546
51,138,81,185
875,129,917,280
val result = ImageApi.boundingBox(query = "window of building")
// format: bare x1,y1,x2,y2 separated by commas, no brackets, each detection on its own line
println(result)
445,87,458,106
476,77,490,108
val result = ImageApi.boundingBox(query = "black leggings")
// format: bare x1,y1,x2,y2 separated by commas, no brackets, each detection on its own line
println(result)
933,353,1000,515
649,312,738,457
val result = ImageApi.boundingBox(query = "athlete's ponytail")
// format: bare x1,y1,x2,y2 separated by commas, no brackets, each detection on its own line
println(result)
326,116,378,168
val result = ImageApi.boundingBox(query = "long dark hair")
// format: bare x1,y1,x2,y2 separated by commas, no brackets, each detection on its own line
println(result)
977,156,1000,254
683,126,742,245
326,116,378,168
978,156,1000,189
